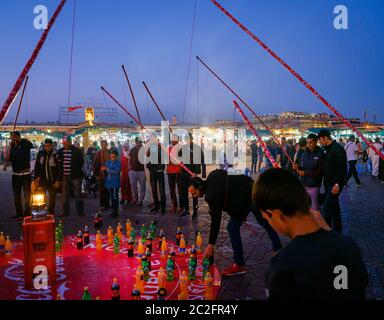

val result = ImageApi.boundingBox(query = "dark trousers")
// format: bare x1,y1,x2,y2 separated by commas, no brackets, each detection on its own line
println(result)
251,157,257,173
97,177,110,208
322,187,342,233
168,173,182,210
108,187,119,215
150,171,166,211
41,182,57,214
62,176,84,216
179,172,198,212
227,209,283,266
12,174,31,217
346,160,361,185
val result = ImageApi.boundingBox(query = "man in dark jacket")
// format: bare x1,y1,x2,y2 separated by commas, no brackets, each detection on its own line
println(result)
57,136,84,217
146,136,167,214
318,130,347,233
179,133,207,218
3,131,33,220
33,139,61,214
189,169,282,276
297,134,324,211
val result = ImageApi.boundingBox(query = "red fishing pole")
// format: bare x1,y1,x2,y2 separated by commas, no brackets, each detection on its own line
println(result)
142,81,173,133
233,100,279,169
210,0,384,161
100,86,195,177
0,0,67,125
122,65,142,125
197,56,294,166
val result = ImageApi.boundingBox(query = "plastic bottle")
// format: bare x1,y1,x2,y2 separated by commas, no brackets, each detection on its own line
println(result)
127,237,134,258
149,221,156,239
4,236,12,255
117,223,123,241
131,284,141,300
202,257,211,279
0,232,6,254
141,256,150,281
195,231,203,254
111,278,120,300
126,219,132,237
178,235,186,255
82,287,92,300
160,237,167,257
178,271,189,300
157,267,166,290
146,234,153,253
140,224,147,243
107,226,114,246
204,272,214,300
145,248,152,271
76,231,83,250
83,225,90,245
188,254,197,280
95,231,103,251
113,233,120,254
166,255,175,281
93,212,103,229
175,227,182,246
137,239,145,257
135,266,145,294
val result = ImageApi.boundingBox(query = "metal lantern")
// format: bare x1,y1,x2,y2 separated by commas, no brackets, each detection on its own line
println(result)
31,188,48,221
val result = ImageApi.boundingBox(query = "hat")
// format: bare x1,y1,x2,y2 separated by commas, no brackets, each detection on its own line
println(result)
135,136,143,143
62,135,72,143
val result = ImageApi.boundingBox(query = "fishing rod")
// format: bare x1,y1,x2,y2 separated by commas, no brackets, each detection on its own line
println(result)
122,65,142,125
142,81,173,133
197,56,294,167
100,86,195,177
210,0,384,161
233,100,279,169
3,76,29,171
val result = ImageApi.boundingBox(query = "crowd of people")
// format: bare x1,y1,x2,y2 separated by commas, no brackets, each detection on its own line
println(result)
2,128,381,299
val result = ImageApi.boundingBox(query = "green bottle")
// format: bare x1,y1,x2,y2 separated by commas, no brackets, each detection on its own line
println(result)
113,234,120,254
82,287,92,300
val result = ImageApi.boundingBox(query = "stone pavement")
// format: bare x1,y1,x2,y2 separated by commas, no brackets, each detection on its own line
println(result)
0,170,383,300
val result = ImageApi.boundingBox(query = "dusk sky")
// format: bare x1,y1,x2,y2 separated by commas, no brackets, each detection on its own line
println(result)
0,0,383,124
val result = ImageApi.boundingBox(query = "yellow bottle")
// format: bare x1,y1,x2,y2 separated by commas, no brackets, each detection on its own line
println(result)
137,239,145,256
178,271,189,300
107,226,114,246
160,237,167,256
4,236,12,256
96,231,102,251
204,272,214,300
196,232,203,254
135,265,145,294
179,235,186,255
126,219,132,237
117,223,123,240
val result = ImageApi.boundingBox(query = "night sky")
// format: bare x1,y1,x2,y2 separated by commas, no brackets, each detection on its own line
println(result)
0,0,383,124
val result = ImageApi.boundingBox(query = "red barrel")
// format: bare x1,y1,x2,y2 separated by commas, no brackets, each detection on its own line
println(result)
22,215,56,290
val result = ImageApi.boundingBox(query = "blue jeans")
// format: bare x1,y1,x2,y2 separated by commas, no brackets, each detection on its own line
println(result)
108,187,119,215
227,209,282,266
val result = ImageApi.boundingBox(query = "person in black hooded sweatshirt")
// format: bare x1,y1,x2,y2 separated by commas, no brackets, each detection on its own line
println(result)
189,169,282,276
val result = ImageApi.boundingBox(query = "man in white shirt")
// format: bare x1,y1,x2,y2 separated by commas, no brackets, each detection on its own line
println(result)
344,135,362,186
369,138,383,178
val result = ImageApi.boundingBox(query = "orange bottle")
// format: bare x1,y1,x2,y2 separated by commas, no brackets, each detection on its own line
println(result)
178,271,189,300
0,232,5,255
95,231,103,251
107,226,114,246
126,219,132,237
4,236,12,256
195,232,203,254
137,239,145,257
135,265,145,294
179,235,186,255
204,272,214,300
160,237,167,257
117,223,123,241
157,267,166,290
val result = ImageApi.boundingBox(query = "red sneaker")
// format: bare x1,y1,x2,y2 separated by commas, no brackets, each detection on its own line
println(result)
222,264,246,277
